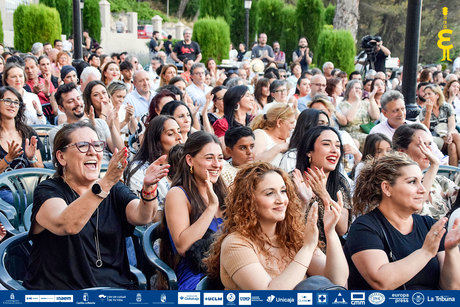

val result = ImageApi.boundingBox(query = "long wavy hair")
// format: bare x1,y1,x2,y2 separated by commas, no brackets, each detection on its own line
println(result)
205,162,306,280
0,86,33,141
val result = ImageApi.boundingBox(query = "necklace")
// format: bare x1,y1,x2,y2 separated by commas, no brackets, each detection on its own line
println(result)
65,179,103,268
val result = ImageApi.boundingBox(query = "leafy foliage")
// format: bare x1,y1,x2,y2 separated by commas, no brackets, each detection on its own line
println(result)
39,0,73,37
199,0,232,25
228,0,259,47
109,0,168,21
316,28,356,74
324,4,335,25
192,17,231,64
82,0,102,42
279,5,298,61
296,0,325,53
13,4,61,52
0,11,3,44
257,0,285,46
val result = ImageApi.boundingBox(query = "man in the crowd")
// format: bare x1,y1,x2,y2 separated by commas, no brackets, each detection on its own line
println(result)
31,43,44,57
124,70,153,119
120,61,134,90
88,54,101,69
147,56,162,86
372,38,391,72
416,82,429,108
24,55,54,105
171,29,202,65
272,41,285,69
221,126,255,186
149,31,164,58
125,55,143,72
53,39,63,52
433,71,445,86
164,35,173,57
298,74,327,111
43,42,52,56
370,90,445,163
323,62,334,80
251,33,274,64
49,83,124,163
186,63,211,111
80,66,102,94
292,37,313,72
349,71,362,81
95,47,104,57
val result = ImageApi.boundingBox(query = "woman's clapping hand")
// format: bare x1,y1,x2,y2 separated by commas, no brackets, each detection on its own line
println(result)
143,155,170,187
323,191,344,236
304,202,319,248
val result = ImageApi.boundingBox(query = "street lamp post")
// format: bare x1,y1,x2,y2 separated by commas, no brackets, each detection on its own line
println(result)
401,0,422,121
244,0,252,48
72,0,83,61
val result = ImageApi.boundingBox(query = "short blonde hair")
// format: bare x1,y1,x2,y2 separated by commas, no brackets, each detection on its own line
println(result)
250,103,295,130
424,84,445,106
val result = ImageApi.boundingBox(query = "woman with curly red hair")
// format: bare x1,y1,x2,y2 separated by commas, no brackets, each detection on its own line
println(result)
205,162,348,290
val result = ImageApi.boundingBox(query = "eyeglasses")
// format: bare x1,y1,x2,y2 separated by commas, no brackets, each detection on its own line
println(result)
312,83,327,88
0,98,21,107
63,141,106,153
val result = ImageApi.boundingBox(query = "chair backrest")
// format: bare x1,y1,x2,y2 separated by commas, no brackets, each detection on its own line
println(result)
142,222,177,290
31,125,55,162
436,165,460,184
195,276,209,290
23,205,33,232
0,168,55,229
0,232,30,290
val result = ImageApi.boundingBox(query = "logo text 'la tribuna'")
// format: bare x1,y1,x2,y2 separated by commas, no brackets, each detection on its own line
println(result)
437,7,453,62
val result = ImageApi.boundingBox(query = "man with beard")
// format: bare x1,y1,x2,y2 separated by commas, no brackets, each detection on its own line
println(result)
48,83,124,163
292,37,313,72
272,41,285,69
251,33,275,64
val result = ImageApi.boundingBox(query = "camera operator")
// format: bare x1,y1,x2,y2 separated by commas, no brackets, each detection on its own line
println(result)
372,38,391,72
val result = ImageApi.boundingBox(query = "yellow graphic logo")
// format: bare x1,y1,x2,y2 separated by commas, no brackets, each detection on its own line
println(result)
437,7,453,61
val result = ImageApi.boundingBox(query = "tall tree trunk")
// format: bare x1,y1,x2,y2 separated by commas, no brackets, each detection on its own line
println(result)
177,0,190,18
333,0,359,41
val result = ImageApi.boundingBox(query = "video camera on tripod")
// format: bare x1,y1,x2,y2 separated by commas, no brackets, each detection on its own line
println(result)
357,35,382,74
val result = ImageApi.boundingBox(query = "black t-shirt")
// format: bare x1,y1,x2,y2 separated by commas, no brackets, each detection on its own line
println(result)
294,48,313,72
0,130,43,171
23,177,138,290
173,41,201,62
344,208,445,290
164,40,173,55
374,49,387,72
149,38,158,54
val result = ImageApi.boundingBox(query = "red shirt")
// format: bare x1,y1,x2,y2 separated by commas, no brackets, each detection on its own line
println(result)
26,77,56,105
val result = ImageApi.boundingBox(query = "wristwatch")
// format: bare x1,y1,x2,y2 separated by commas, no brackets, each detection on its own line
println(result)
91,181,109,198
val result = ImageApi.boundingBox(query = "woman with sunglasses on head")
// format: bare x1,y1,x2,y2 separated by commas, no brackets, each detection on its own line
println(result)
345,153,460,290
23,121,169,290
0,86,44,177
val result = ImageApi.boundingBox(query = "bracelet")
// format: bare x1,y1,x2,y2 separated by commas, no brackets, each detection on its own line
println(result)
140,193,157,202
28,155,38,164
141,183,158,196
3,156,11,165
37,113,43,117
293,259,309,270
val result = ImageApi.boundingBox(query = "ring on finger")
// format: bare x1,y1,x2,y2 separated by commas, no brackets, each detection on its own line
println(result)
433,231,439,236
117,162,123,169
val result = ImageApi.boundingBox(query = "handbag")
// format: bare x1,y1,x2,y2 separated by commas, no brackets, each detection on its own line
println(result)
360,121,376,134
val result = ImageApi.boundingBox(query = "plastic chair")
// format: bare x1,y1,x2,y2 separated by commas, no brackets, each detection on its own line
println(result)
23,205,32,232
0,168,55,230
31,124,55,162
0,232,147,290
436,165,460,183
142,222,178,290
195,276,209,290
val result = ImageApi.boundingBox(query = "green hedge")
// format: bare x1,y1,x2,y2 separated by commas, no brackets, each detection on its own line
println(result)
229,0,259,46
13,4,61,52
315,29,355,74
280,6,298,63
39,0,72,36
257,0,284,46
109,0,168,21
82,0,101,42
199,0,231,25
324,4,335,25
192,17,230,64
296,0,325,53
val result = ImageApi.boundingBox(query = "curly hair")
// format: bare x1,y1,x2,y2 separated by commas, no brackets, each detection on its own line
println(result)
205,162,306,281
353,152,417,216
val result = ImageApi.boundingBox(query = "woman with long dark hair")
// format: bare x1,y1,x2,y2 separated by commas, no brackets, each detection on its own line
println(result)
279,109,329,173
253,78,270,112
212,85,253,138
160,100,194,142
161,131,227,290
295,126,352,243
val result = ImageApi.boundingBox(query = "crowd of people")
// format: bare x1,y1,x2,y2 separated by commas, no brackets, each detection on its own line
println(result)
0,29,459,291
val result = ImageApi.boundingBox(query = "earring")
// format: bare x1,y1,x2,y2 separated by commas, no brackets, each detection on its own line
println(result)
190,165,193,174
234,104,240,111
307,155,311,164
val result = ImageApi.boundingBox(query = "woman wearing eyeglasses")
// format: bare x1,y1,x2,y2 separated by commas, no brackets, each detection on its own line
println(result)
0,86,44,176
23,121,169,290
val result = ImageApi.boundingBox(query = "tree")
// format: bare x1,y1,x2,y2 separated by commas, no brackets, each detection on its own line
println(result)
333,0,359,41
82,0,102,42
316,28,356,74
280,5,298,61
199,0,231,25
13,4,61,52
324,4,335,25
296,0,325,53
39,0,73,37
229,0,259,47
0,11,3,44
192,17,231,63
257,0,285,46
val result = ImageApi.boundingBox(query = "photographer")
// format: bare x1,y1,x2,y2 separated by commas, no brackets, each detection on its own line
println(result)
359,36,391,73
373,38,391,72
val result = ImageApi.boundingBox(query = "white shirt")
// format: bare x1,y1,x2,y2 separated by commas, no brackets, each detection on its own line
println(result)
186,82,211,112
124,89,153,118
23,91,46,125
